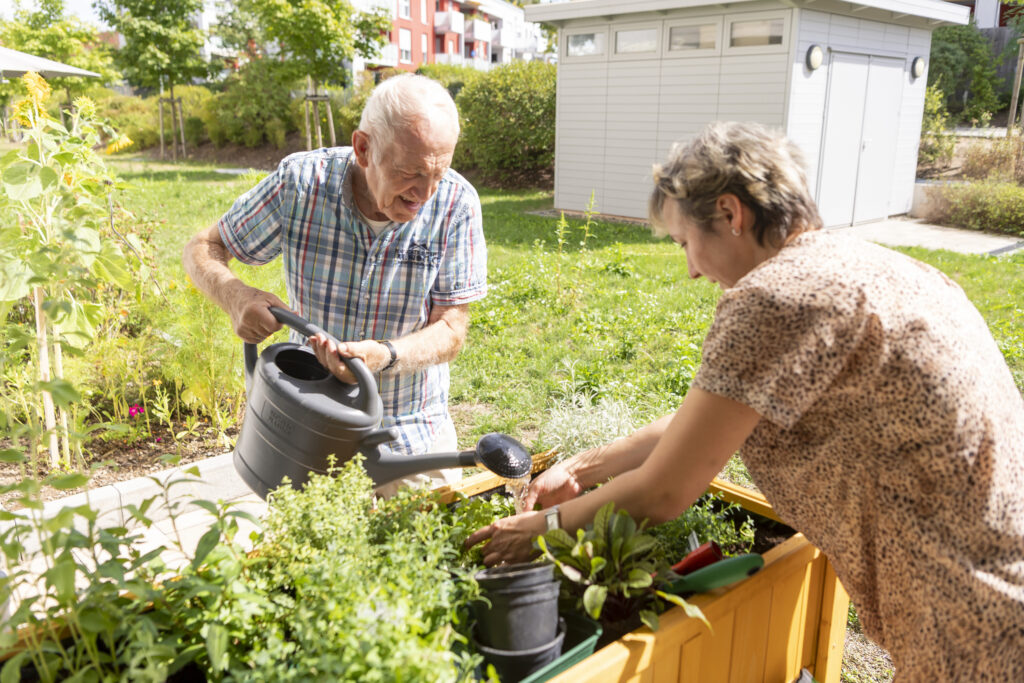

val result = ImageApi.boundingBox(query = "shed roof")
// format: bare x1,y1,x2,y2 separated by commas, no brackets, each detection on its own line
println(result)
525,0,969,26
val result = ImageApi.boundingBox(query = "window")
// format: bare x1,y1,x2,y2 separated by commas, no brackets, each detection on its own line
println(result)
566,31,606,58
399,28,412,62
399,0,410,19
615,27,657,54
421,33,428,60
421,0,427,23
668,23,717,51
729,18,784,47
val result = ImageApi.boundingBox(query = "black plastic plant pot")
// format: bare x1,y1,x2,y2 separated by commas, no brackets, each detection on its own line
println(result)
474,579,560,651
474,562,555,592
475,617,566,682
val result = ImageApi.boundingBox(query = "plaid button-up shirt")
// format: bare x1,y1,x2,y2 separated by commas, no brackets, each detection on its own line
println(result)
218,148,487,456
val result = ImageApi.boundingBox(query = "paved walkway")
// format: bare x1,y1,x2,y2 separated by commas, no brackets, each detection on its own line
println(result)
834,217,1024,256
3,215,1019,616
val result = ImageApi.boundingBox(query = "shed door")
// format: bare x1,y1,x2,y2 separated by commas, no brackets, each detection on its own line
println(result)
817,52,905,227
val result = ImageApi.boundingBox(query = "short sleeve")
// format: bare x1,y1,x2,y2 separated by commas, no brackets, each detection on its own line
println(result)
693,284,869,429
431,187,487,306
217,167,288,265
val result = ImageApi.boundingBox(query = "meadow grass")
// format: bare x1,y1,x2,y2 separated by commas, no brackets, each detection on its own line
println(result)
107,160,1024,452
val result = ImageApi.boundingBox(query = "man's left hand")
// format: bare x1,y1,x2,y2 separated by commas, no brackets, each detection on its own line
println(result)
464,511,547,567
309,335,391,383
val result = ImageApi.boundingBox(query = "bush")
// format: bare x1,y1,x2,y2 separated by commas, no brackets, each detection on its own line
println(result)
933,180,1024,236
929,21,1003,119
184,115,205,146
960,137,1023,182
416,63,483,100
200,60,295,148
455,61,556,185
288,90,344,146
918,84,955,172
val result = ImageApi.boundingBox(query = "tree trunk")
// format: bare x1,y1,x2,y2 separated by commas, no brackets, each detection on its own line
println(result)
169,84,178,162
33,287,59,468
52,333,71,466
158,99,165,160
176,97,187,157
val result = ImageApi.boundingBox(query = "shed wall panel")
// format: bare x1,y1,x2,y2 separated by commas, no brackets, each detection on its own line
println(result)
889,28,931,214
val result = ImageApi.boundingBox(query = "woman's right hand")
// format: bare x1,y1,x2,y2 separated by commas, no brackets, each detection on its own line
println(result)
522,459,583,510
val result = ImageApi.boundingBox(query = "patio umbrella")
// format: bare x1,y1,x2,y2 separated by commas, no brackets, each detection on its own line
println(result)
0,45,100,80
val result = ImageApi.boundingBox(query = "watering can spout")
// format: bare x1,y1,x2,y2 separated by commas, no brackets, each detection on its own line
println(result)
361,432,532,487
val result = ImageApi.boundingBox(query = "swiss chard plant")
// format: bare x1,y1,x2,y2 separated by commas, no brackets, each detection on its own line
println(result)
537,501,707,633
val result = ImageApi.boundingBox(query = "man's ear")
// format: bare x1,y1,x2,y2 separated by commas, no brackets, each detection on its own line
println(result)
352,130,371,169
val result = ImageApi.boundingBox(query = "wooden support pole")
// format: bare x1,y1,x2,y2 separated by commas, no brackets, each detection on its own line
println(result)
325,94,337,147
1007,39,1024,137
176,97,187,157
158,99,165,160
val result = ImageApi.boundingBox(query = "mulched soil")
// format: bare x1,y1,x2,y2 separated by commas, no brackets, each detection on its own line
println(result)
0,423,236,508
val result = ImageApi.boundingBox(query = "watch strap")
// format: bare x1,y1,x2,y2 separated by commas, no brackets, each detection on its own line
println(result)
379,340,398,371
545,505,561,532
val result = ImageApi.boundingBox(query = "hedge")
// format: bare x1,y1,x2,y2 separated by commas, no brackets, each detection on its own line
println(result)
934,181,1024,237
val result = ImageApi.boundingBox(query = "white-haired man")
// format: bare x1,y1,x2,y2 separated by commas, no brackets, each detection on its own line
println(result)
183,74,487,494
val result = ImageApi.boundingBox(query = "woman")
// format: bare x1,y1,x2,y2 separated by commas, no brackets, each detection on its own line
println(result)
466,122,1024,680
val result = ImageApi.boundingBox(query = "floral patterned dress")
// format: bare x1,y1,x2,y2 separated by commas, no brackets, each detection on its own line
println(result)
693,230,1024,680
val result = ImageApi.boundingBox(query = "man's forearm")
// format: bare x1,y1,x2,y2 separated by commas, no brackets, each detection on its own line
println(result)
386,304,469,374
182,225,246,315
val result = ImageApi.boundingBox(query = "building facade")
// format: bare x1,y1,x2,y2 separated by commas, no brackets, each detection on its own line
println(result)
352,0,548,75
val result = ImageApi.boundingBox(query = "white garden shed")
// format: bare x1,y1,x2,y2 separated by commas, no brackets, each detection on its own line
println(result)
524,0,968,227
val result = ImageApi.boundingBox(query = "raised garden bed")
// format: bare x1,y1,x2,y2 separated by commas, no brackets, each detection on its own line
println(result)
438,471,850,683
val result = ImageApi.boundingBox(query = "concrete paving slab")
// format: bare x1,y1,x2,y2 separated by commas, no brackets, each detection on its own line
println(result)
832,217,1024,256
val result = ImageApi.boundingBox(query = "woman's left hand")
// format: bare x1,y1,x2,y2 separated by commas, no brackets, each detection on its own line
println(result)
465,511,547,567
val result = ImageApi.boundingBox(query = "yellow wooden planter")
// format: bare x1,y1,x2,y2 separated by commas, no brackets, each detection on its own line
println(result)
440,465,850,683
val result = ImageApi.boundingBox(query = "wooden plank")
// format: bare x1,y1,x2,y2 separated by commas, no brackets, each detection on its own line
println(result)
699,609,735,683
764,560,814,682
708,479,782,523
811,560,850,683
679,632,705,681
435,452,556,504
727,580,772,683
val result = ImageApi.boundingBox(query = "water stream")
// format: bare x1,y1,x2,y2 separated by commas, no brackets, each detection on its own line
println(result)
503,474,532,514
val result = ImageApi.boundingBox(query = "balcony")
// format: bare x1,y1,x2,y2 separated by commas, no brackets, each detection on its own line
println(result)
468,57,491,72
434,10,465,35
465,18,491,43
434,53,465,66
491,28,521,50
365,43,398,67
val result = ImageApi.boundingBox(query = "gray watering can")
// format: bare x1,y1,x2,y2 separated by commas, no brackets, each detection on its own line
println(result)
233,307,532,499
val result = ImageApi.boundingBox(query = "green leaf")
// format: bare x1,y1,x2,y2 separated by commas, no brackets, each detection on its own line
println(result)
590,556,606,576
192,527,221,570
0,450,26,464
44,557,76,601
657,590,711,630
1,652,29,683
77,606,113,634
623,534,657,560
37,379,81,408
0,259,32,302
582,584,607,619
3,161,42,201
205,623,229,671
92,241,133,289
639,609,659,631
39,165,59,191
626,568,653,589
593,502,613,545
190,499,219,515
48,473,89,490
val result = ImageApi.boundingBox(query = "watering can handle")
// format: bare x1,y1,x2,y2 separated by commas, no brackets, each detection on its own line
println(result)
243,306,378,414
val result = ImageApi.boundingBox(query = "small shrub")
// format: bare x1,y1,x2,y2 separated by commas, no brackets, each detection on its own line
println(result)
416,63,483,100
456,61,556,185
918,84,954,173
933,180,1024,237
538,388,636,460
201,60,294,148
960,138,1019,181
289,90,344,146
183,114,205,146
266,117,288,149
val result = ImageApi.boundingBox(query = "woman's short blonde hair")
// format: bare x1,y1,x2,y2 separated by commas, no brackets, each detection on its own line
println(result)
649,121,822,246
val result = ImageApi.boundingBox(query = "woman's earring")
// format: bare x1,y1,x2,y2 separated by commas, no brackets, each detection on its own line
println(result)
731,228,741,237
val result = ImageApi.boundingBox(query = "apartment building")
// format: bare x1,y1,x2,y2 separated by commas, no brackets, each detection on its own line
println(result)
352,0,548,75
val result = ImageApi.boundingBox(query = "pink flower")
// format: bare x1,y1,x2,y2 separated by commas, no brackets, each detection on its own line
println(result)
129,404,144,418
155,437,162,442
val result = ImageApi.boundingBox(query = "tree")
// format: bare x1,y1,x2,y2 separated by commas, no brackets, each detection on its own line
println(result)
249,0,391,87
94,0,211,158
929,20,1001,121
0,0,119,110
93,0,210,92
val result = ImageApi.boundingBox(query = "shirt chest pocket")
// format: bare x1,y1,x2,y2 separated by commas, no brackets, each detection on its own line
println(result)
394,243,441,270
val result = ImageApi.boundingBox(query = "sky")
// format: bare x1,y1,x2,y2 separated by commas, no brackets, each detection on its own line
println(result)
0,0,110,28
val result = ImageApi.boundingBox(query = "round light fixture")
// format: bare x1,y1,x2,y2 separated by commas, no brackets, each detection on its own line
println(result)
911,56,926,79
806,44,824,71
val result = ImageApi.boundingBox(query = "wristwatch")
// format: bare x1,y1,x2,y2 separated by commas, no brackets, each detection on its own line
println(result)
378,340,398,371
545,505,561,532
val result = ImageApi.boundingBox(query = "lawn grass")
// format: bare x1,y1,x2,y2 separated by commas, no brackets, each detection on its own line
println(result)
108,160,1024,450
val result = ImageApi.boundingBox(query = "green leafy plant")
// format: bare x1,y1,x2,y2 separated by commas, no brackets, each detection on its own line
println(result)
649,493,756,561
0,73,140,469
918,83,955,173
934,180,1024,237
537,502,707,633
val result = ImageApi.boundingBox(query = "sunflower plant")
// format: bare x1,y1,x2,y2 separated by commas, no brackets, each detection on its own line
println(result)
0,71,139,469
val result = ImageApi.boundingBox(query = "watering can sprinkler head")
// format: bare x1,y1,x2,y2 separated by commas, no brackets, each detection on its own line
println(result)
474,433,532,479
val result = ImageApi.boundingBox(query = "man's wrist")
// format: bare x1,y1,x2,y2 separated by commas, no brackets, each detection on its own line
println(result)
378,340,398,371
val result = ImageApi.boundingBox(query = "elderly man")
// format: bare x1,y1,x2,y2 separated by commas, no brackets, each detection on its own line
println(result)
183,74,487,495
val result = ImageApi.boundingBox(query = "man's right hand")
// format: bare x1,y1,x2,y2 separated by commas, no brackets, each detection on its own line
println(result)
522,459,584,511
228,285,290,343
